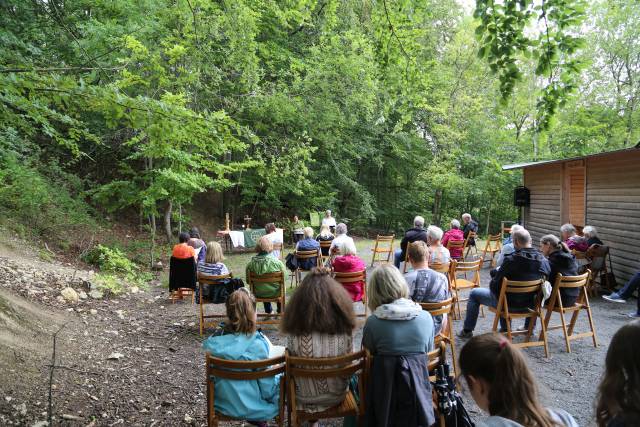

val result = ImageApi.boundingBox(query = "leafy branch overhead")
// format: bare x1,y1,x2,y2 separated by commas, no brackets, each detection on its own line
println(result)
474,0,587,130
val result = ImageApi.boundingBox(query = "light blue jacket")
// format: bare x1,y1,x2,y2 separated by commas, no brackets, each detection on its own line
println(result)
202,331,281,420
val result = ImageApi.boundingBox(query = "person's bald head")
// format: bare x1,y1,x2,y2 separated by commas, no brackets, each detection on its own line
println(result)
512,228,532,249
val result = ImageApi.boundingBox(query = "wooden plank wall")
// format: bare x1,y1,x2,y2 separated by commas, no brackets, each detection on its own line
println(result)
586,151,640,283
523,163,563,244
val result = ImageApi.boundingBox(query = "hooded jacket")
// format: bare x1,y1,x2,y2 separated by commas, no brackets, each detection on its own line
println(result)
490,247,551,308
331,254,366,302
548,249,580,304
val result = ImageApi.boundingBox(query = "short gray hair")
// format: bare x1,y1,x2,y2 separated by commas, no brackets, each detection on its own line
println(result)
450,219,461,229
512,228,532,247
462,213,471,220
583,225,597,238
510,224,524,235
335,223,348,235
427,225,443,241
414,216,425,227
367,264,408,312
337,238,357,256
560,223,576,236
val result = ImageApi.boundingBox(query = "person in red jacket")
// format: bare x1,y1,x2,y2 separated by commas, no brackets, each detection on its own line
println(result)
441,219,464,259
331,238,366,302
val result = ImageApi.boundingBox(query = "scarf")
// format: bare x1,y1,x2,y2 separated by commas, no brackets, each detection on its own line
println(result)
373,298,423,320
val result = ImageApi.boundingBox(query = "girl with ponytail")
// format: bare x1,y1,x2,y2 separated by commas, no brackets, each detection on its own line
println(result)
539,234,580,306
459,333,578,427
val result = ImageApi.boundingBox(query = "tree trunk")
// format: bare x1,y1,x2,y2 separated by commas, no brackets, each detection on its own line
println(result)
149,213,156,268
433,188,443,227
164,200,173,242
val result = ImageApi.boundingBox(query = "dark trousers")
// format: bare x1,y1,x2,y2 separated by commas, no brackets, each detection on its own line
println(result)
263,302,282,314
617,272,640,299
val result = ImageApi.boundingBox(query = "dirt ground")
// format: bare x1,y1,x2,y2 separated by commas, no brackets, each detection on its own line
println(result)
0,242,636,427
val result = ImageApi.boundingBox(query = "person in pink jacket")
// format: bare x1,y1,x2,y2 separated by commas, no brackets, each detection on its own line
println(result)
441,219,465,259
331,239,366,302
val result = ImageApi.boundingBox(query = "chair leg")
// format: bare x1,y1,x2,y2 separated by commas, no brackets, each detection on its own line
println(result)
538,309,549,358
505,315,513,342
448,320,458,379
586,305,599,347
559,309,571,353
567,309,580,337
491,309,500,332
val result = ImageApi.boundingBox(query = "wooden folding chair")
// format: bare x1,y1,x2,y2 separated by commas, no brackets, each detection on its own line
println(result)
334,270,368,318
206,353,285,427
427,341,447,427
542,271,597,353
585,245,611,295
421,297,457,379
370,234,395,267
286,350,367,427
319,240,332,264
292,249,322,287
430,262,452,282
450,259,482,319
481,233,502,268
248,270,286,325
489,278,549,358
445,239,465,261
171,288,195,304
463,231,478,259
198,272,233,335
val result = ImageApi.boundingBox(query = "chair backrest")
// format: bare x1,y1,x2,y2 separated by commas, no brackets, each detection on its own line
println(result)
198,273,232,284
485,234,502,251
375,235,395,244
419,297,454,318
207,353,285,381
555,271,591,289
319,240,332,249
427,341,447,373
463,231,477,248
501,278,544,295
586,245,609,271
286,350,366,380
445,239,464,252
247,271,285,296
429,262,451,275
333,270,366,285
295,249,320,260
452,258,482,273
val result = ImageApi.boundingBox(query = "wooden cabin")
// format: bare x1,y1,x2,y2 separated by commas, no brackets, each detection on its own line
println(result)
503,145,640,283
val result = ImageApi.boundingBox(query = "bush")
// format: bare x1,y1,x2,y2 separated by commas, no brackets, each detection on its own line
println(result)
84,244,152,294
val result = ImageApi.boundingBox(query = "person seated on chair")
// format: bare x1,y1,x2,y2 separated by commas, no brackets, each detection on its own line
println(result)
292,215,305,243
457,229,550,339
496,224,524,267
442,219,465,260
264,222,283,259
202,288,281,427
246,236,286,316
172,232,196,260
331,238,366,302
329,223,354,256
540,234,579,306
462,213,479,246
187,227,207,264
460,333,579,427
198,241,230,276
426,225,450,264
403,241,450,335
596,321,640,427
583,225,603,247
603,268,640,307
281,268,355,419
315,224,335,256
560,223,589,252
393,215,428,269
295,227,321,270
321,209,337,234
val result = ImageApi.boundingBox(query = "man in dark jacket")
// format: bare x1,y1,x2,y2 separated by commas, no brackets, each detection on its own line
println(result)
393,216,429,269
462,213,478,246
458,228,550,338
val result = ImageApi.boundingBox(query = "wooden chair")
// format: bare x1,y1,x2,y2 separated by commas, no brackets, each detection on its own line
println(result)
286,350,367,427
427,341,447,427
247,270,286,325
445,239,465,261
481,233,502,268
489,278,549,358
420,297,457,379
450,259,482,319
370,234,395,267
197,272,232,335
334,270,368,318
319,240,332,264
463,231,478,259
206,353,285,427
171,288,195,304
293,249,322,287
542,271,597,353
430,262,452,282
585,245,612,295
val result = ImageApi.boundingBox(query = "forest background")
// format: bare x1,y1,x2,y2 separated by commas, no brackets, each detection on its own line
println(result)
1,0,639,260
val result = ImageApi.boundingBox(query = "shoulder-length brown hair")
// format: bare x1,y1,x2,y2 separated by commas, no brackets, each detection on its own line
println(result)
459,333,561,427
596,320,640,426
281,268,356,336
224,288,257,335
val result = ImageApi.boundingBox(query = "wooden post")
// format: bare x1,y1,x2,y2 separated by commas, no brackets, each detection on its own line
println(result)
225,212,230,231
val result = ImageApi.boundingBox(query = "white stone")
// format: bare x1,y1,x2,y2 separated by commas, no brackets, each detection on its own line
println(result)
60,287,79,303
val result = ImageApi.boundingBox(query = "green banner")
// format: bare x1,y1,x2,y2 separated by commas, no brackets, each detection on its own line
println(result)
243,228,266,248
309,211,321,227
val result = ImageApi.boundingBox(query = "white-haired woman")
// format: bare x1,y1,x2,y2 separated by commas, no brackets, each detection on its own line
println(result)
362,264,434,355
560,223,589,252
331,238,366,302
583,225,603,247
295,226,320,270
426,225,450,264
441,219,464,260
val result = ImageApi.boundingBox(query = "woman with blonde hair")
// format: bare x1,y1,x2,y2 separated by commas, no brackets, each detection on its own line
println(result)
198,241,229,276
315,224,334,256
202,289,281,426
460,333,578,426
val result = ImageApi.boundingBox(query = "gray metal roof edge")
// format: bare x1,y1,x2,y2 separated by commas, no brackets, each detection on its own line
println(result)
502,145,640,171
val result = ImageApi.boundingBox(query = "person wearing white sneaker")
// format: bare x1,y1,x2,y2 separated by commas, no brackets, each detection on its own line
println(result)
603,270,640,304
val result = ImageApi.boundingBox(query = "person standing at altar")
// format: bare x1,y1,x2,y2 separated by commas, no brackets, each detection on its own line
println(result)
322,210,337,234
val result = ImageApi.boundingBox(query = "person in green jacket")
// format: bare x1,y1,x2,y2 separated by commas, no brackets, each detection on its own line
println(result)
246,235,286,314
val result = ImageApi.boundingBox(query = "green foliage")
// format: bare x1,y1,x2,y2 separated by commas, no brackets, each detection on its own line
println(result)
83,244,152,292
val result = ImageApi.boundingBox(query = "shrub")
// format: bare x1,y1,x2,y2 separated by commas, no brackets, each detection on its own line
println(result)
84,244,152,294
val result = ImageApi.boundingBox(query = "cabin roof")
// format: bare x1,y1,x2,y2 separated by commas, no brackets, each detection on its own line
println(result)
502,142,640,171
